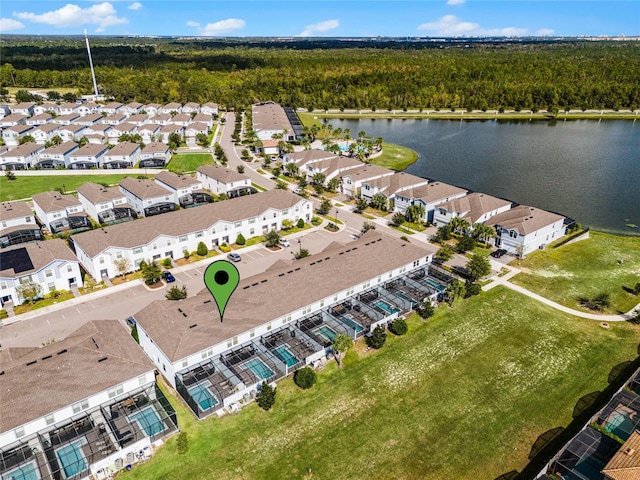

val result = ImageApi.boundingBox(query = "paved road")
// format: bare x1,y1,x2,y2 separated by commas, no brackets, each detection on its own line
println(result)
0,223,357,348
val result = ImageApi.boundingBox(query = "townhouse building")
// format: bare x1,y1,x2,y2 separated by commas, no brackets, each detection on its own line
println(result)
0,201,43,249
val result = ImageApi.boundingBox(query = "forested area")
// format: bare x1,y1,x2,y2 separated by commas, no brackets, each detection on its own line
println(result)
1,37,639,111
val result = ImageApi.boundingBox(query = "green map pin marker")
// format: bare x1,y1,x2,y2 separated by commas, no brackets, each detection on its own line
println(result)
204,260,240,323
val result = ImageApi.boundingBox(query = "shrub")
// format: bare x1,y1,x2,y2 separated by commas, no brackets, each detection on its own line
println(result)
166,285,188,300
456,235,476,253
294,248,310,259
311,216,322,226
366,325,387,349
388,318,408,336
417,301,435,319
400,235,410,242
265,230,280,248
293,367,317,389
235,233,246,246
256,382,276,411
634,282,640,295
196,241,208,256
162,258,172,267
464,281,482,298
219,244,232,253
297,218,305,228
391,212,406,226
141,261,162,286
183,250,190,259
176,432,189,454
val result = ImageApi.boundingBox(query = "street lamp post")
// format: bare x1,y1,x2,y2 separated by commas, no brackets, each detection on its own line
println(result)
335,208,339,227
298,238,302,256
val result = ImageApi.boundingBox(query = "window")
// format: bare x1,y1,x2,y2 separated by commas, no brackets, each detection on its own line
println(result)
248,217,256,224
99,257,105,264
234,221,242,228
266,323,272,331
195,230,204,238
14,427,25,439
133,247,143,254
413,260,420,267
72,399,89,414
138,373,148,385
0,282,7,290
283,209,289,215
250,228,255,236
45,414,55,426
250,329,256,338
273,213,277,218
45,269,53,278
25,216,31,223
179,235,188,243
48,282,55,291
201,348,214,359
319,300,324,307
108,385,124,399
333,294,338,301
116,252,123,260
152,243,158,250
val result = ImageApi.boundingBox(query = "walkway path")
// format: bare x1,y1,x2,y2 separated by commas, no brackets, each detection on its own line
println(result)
481,261,639,322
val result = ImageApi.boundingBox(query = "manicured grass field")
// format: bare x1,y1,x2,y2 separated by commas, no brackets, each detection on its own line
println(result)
0,174,152,201
121,287,639,480
370,142,419,170
166,153,214,173
511,231,640,314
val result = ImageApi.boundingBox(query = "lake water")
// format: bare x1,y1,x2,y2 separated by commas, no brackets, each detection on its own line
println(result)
328,118,640,235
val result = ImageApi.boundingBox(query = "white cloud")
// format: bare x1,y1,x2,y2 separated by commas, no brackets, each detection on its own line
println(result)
418,15,528,36
446,0,466,5
198,18,245,36
15,2,127,30
128,2,142,11
0,18,24,31
300,19,339,37
537,28,555,36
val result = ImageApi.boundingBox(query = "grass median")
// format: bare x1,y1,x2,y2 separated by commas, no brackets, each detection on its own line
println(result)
121,286,639,480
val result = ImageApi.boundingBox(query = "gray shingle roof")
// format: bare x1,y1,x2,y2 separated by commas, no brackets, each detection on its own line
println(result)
0,201,33,222
485,205,565,235
196,165,250,184
0,320,154,432
134,230,436,362
0,238,77,278
71,189,308,257
32,191,82,213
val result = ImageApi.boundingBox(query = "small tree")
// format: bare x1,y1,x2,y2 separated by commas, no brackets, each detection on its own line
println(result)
297,218,305,228
464,281,482,298
293,367,317,389
196,241,208,256
237,165,245,174
388,318,408,336
256,382,276,411
318,198,332,215
16,281,42,304
361,221,376,234
633,282,640,295
370,193,387,211
162,257,172,268
456,235,477,254
235,233,246,245
434,225,452,244
445,279,466,306
142,261,162,285
354,197,369,214
265,229,280,248
332,333,353,367
391,212,406,226
466,254,491,281
435,244,456,263
405,204,425,223
294,248,310,259
113,257,132,278
366,325,387,349
416,301,435,319
327,177,341,193
281,219,293,231
166,285,188,300
5,169,16,181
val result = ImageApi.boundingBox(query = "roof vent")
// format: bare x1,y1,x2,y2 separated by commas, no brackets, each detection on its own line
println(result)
57,349,68,355
252,282,259,286
42,355,52,361
324,257,330,261
203,299,211,304
0,371,4,376
287,270,293,274
310,262,316,266
243,285,250,289
278,273,285,277
261,279,268,283
178,308,183,313
189,324,198,329
91,337,100,349
294,268,300,271
26,360,37,366
182,312,187,318
98,356,108,362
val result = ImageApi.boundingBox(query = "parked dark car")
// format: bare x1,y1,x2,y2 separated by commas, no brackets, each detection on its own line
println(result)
162,271,176,282
490,249,507,258
125,316,136,328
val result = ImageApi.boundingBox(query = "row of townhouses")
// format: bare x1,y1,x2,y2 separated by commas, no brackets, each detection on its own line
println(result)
0,230,445,479
0,189,310,306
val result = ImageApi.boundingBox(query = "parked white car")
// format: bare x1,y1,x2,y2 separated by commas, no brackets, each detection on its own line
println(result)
279,238,291,247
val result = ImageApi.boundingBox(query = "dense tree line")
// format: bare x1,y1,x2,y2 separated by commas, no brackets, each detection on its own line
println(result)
1,38,638,111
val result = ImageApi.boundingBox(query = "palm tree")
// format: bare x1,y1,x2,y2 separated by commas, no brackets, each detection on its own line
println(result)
472,223,496,245
284,162,299,177
358,130,366,140
449,217,470,235
343,129,351,141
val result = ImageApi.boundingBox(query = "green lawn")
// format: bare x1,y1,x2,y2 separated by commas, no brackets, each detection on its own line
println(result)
511,231,640,314
166,153,214,173
0,174,152,201
121,287,639,480
369,143,419,171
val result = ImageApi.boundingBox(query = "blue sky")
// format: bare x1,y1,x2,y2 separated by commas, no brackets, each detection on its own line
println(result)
1,1,638,37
